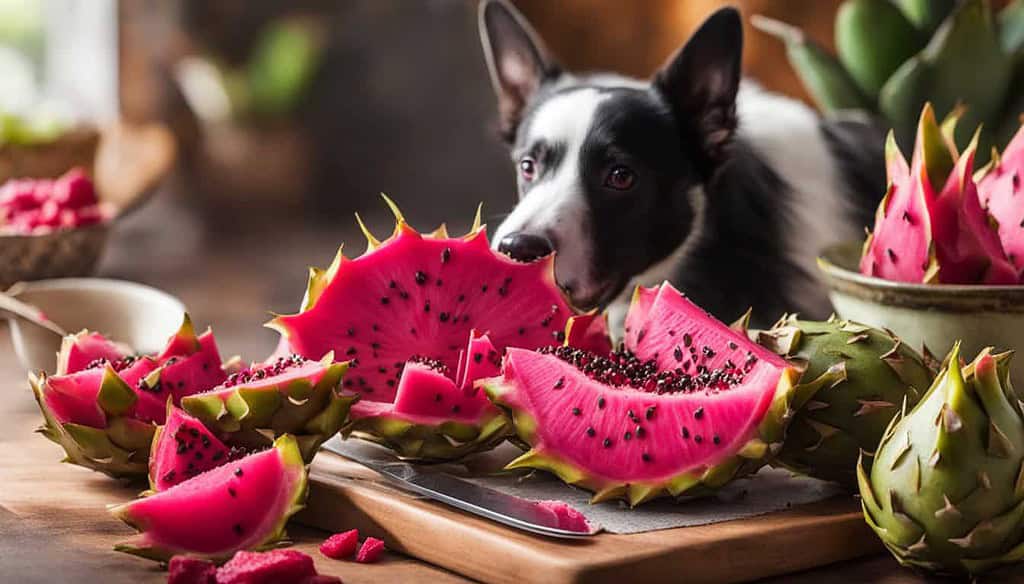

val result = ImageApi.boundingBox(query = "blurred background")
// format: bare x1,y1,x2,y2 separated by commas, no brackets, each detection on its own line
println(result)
0,0,903,357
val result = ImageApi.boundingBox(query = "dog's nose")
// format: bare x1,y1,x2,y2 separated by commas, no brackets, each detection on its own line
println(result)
497,232,554,262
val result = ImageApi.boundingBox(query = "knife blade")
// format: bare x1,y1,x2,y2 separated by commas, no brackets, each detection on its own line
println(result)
321,438,599,538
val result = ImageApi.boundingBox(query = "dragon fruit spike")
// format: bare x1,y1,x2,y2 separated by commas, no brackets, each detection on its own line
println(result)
271,197,575,460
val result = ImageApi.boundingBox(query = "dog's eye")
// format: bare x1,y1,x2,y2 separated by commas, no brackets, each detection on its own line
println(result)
605,166,636,191
519,157,537,182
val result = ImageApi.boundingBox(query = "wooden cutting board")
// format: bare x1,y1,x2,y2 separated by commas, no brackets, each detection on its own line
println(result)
299,450,883,584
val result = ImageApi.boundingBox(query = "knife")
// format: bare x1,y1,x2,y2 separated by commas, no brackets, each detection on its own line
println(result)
321,438,599,538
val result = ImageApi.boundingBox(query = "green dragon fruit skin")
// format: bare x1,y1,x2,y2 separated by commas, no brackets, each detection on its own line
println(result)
483,282,811,506
757,316,932,489
111,434,307,563
859,345,1024,576
270,198,576,460
860,104,1017,284
978,125,1024,278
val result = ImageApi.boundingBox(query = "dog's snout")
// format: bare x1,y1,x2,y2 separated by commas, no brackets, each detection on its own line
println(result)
497,232,555,262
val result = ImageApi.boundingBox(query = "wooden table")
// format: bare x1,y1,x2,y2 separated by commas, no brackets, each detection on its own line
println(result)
1,190,1017,582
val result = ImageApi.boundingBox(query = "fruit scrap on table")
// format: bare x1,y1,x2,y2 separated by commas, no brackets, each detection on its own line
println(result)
859,344,1024,576
860,104,1022,285
0,168,109,235
169,549,341,584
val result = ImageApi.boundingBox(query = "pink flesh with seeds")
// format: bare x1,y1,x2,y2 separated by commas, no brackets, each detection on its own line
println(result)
158,332,227,401
60,331,129,374
197,358,327,397
150,407,230,491
277,226,571,404
119,446,297,555
455,331,501,391
42,367,109,428
979,126,1024,277
121,357,164,423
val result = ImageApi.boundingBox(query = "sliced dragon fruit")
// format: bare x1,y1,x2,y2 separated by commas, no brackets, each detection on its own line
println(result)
269,199,576,459
111,434,307,562
140,315,228,402
30,364,154,477
860,105,1016,284
978,125,1024,279
56,330,131,375
483,282,807,505
181,354,353,461
149,405,231,491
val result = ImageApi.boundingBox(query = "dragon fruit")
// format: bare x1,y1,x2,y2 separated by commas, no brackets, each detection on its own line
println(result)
977,125,1024,278
56,330,131,375
149,405,231,491
860,104,1016,285
112,434,307,562
756,316,933,489
181,354,353,461
31,316,232,478
269,199,576,460
858,345,1024,575
483,283,808,505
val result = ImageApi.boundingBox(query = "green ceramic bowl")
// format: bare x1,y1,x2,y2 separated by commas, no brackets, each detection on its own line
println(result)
818,242,1024,388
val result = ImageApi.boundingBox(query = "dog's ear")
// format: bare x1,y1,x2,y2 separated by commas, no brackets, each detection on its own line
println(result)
654,7,742,172
479,0,558,142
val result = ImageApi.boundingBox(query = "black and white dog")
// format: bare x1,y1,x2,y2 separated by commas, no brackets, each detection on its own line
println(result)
479,1,886,328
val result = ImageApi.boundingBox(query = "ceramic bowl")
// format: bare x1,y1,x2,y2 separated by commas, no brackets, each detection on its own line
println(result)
5,278,186,373
818,242,1024,387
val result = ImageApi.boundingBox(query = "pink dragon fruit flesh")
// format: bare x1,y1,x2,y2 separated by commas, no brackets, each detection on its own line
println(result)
30,315,233,478
269,198,578,460
149,405,232,491
978,125,1024,279
860,104,1016,285
111,434,307,563
483,283,809,506
181,354,354,462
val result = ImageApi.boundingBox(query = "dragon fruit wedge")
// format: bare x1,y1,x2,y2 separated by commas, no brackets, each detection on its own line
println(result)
756,316,933,489
149,405,232,491
111,434,307,562
269,198,577,460
977,125,1024,279
860,104,1016,285
181,354,353,462
858,345,1024,576
483,282,809,506
31,316,233,478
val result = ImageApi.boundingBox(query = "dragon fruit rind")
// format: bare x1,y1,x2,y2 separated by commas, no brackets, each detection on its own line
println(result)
181,354,353,461
860,104,1017,285
269,198,577,460
111,434,307,562
483,283,809,506
978,125,1024,279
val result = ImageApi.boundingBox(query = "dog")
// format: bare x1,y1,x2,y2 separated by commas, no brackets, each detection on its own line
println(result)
479,0,886,329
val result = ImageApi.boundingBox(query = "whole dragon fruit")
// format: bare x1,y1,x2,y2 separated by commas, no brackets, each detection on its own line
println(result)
483,283,809,505
858,345,1024,575
757,316,932,489
269,198,576,460
977,125,1024,279
860,104,1016,285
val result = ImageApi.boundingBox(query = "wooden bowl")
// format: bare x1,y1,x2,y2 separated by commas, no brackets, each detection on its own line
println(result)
0,122,176,288
818,242,1024,386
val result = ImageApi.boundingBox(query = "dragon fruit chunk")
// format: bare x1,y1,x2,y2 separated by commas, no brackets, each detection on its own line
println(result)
354,537,385,564
483,282,809,505
215,549,316,584
112,435,307,562
319,529,360,560
167,556,216,584
56,330,131,375
149,405,231,491
270,198,578,460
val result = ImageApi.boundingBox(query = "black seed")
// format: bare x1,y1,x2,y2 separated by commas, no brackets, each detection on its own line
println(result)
441,247,452,264
887,248,896,262
436,279,443,287
347,328,355,336
683,333,692,347
728,341,737,350
554,331,566,342
635,425,646,438
641,453,651,463
473,353,483,363
681,427,690,439
694,435,703,444
597,397,606,409
694,407,704,420
434,393,442,402
389,280,397,288
713,435,721,445
645,406,656,420
346,347,357,355
603,438,612,448
518,327,526,335
228,487,236,498
457,294,465,302
387,379,395,387
554,377,565,389
439,312,450,322
452,405,461,413
624,431,632,441
586,427,596,437
674,346,683,362
399,290,409,300
423,301,430,312
481,284,488,292
572,407,581,416
902,211,912,224
233,524,243,536
235,468,243,477
415,271,428,285
380,297,390,305
212,451,224,461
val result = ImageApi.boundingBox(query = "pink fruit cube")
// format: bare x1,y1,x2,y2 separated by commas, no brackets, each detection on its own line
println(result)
216,550,317,584
167,555,216,584
53,168,97,210
320,529,360,559
354,537,385,564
